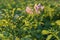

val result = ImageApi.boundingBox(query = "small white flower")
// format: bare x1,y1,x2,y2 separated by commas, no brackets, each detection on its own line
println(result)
14,14,19,19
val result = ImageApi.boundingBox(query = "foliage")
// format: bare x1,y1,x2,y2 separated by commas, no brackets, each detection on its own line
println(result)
0,0,60,40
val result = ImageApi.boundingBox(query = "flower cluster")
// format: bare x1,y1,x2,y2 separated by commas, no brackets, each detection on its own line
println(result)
26,3,44,14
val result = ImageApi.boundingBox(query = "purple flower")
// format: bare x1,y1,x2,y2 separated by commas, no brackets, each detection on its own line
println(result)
34,3,44,13
34,3,41,13
38,3,41,8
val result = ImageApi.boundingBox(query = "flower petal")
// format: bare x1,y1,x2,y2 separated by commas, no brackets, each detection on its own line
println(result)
26,6,33,14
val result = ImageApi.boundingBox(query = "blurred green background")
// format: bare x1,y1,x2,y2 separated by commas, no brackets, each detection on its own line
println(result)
0,0,60,40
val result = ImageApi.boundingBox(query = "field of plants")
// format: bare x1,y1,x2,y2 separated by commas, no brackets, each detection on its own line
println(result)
0,0,60,40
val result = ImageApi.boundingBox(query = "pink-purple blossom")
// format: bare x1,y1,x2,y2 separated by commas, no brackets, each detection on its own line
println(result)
34,4,40,13
26,3,44,14
26,6,33,14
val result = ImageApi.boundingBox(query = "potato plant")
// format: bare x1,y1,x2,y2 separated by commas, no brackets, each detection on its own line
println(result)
0,0,60,40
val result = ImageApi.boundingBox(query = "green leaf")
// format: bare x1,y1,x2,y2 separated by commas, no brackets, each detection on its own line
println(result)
55,20,60,25
46,35,52,40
